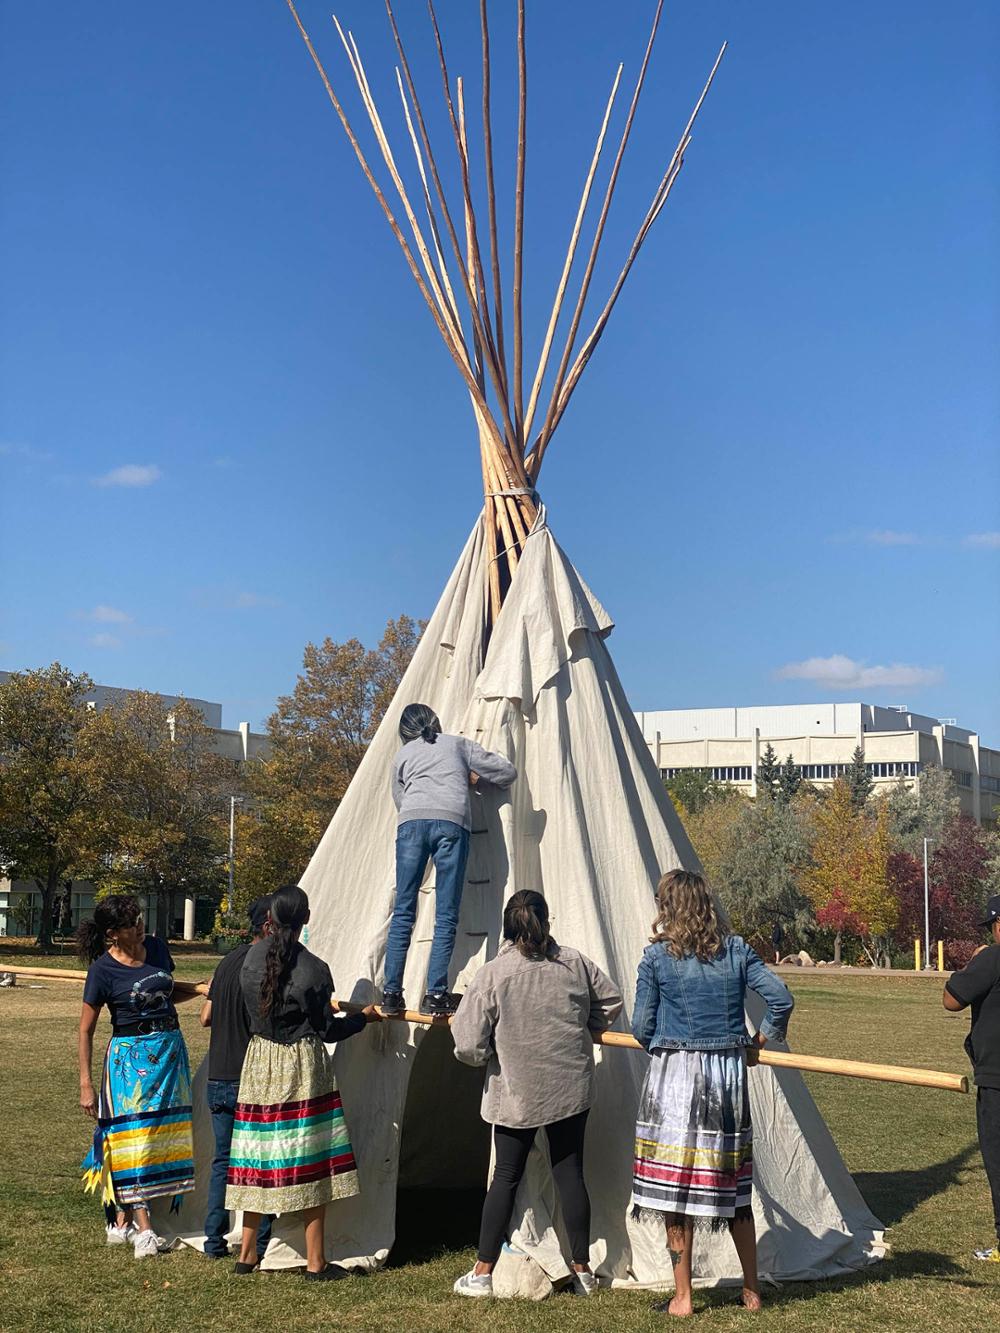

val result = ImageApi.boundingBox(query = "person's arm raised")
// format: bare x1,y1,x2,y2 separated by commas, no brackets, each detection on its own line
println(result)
465,740,517,789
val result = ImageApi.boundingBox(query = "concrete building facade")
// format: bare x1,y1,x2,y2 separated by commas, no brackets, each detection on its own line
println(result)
635,702,998,827
0,675,270,937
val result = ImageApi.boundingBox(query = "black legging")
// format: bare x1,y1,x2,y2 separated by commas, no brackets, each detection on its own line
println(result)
478,1109,591,1264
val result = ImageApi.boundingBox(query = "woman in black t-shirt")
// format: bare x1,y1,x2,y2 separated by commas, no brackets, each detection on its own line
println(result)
78,894,201,1260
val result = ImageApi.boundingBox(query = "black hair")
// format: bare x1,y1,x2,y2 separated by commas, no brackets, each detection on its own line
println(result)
502,890,556,960
76,894,143,963
259,884,310,1019
399,703,441,745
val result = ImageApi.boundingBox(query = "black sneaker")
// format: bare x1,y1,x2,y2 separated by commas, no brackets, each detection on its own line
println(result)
304,1263,352,1282
420,990,461,1017
380,989,404,1016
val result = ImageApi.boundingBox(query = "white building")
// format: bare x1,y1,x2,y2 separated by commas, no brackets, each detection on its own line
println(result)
0,676,270,938
635,702,998,827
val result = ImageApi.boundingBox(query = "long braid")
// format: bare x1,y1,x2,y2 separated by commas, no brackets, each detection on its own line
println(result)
258,884,310,1018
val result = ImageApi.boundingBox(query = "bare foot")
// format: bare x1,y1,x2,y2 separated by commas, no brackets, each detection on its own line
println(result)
741,1287,762,1312
652,1296,694,1317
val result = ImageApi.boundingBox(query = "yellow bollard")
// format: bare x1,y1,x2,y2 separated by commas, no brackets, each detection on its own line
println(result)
914,939,921,971
938,940,944,972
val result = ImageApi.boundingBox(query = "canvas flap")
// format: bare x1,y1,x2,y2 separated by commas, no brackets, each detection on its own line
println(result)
475,507,613,712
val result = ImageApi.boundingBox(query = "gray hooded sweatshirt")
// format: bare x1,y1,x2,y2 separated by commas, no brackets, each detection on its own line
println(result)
391,733,517,831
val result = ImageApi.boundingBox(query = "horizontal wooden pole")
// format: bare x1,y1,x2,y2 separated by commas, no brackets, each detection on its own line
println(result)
2,966,968,1093
593,1027,969,1093
334,1001,969,1095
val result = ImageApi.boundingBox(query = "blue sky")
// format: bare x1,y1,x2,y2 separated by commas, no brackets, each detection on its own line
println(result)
2,1,998,739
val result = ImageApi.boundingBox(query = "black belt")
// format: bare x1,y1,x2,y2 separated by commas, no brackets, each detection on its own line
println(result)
112,1016,180,1037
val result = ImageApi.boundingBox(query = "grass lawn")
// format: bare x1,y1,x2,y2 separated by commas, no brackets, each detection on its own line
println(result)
1,963,997,1332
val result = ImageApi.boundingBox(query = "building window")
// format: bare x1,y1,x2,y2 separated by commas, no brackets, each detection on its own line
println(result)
953,770,973,788
981,775,1000,794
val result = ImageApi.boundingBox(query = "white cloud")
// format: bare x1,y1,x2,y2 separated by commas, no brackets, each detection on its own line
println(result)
0,441,54,464
864,529,920,547
775,654,943,692
964,531,1000,550
94,463,162,488
89,633,123,649
76,604,133,624
193,587,283,611
232,591,282,609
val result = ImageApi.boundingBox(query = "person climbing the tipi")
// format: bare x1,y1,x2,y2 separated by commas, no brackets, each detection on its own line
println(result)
383,703,517,1018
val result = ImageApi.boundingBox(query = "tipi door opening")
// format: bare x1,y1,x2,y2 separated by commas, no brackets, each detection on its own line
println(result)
390,1022,491,1265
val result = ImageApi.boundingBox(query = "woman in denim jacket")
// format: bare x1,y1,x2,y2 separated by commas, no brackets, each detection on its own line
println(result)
630,870,793,1316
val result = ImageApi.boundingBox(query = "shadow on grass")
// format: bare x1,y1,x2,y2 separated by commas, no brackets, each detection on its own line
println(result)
687,1249,995,1317
388,1187,485,1268
853,1142,981,1226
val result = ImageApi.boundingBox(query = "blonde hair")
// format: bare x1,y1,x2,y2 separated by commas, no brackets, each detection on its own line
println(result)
651,869,726,962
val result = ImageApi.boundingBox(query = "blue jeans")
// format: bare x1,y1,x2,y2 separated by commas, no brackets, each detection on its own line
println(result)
385,819,470,994
205,1079,272,1258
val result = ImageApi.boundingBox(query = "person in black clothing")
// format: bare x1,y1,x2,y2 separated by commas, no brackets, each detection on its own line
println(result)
199,895,274,1260
225,885,381,1278
771,920,784,965
943,893,1000,1263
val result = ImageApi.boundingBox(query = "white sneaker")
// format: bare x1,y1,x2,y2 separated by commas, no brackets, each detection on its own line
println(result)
453,1268,493,1297
106,1223,137,1246
571,1269,599,1296
133,1230,170,1260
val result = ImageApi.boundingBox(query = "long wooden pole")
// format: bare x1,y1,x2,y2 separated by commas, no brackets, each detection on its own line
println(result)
532,0,665,473
539,45,728,455
523,63,622,446
478,0,507,408
281,0,507,460
511,0,527,446
6,967,966,1093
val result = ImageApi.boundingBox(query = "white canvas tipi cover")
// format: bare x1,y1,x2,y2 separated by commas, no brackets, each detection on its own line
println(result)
161,511,885,1284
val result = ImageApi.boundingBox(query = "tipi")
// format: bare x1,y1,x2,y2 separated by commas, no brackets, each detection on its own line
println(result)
159,0,886,1287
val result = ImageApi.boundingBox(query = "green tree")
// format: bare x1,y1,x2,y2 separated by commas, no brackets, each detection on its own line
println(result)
803,778,864,964
778,753,802,803
756,743,780,800
707,792,816,945
0,665,105,948
851,798,898,966
845,744,874,812
680,788,747,887
86,692,231,932
884,764,961,858
664,768,722,817
233,616,424,914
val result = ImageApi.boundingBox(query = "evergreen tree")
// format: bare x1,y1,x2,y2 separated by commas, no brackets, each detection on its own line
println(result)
664,768,721,817
778,753,802,803
884,764,960,858
845,744,874,812
756,743,780,800
708,794,815,945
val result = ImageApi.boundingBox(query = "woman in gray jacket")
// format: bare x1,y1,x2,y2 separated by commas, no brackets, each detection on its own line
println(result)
450,890,623,1297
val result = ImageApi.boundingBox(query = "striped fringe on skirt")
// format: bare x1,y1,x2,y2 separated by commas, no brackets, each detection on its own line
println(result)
225,1034,359,1215
81,1029,195,1207
632,1047,753,1228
